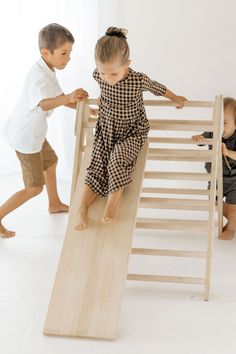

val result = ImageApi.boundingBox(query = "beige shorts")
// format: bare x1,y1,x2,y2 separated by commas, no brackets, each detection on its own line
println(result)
16,140,58,188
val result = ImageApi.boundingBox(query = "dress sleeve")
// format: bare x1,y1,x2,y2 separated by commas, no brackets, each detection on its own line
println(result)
141,73,167,96
93,69,100,83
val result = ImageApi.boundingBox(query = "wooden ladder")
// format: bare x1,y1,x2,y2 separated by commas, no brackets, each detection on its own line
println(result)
129,96,223,301
85,96,223,301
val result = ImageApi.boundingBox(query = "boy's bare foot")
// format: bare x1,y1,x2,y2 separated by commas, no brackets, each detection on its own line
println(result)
101,205,116,224
74,207,88,231
49,203,69,214
218,226,235,240
0,222,15,238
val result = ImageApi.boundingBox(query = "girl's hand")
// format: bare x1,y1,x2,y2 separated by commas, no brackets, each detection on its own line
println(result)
192,134,205,142
173,95,187,109
222,143,229,156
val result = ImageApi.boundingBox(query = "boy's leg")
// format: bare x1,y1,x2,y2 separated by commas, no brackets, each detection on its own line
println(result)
74,185,97,231
0,148,47,238
41,140,68,213
219,203,236,240
44,161,69,213
101,188,124,224
0,186,43,238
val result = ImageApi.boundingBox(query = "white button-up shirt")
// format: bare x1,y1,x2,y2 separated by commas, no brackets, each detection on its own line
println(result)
6,57,63,153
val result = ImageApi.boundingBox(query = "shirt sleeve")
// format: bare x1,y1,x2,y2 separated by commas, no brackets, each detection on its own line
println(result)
202,131,213,139
198,131,213,147
25,73,63,111
141,73,167,96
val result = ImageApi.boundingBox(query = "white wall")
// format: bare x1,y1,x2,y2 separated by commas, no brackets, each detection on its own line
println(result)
98,0,235,99
0,0,99,179
0,0,235,180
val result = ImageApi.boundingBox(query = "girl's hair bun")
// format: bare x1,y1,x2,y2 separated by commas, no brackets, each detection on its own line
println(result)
105,27,128,39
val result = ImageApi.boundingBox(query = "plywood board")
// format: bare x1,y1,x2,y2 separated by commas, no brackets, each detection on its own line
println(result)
44,142,148,339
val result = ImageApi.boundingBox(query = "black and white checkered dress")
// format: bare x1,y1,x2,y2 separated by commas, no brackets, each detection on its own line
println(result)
85,68,167,197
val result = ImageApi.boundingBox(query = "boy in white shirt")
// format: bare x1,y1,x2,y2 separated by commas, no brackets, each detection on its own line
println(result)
0,23,88,238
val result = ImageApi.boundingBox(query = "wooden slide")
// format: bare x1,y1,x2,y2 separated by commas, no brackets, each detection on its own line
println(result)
43,105,148,339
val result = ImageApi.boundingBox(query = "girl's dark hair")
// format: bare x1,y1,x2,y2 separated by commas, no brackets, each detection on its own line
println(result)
38,23,74,53
95,26,130,64
224,97,236,124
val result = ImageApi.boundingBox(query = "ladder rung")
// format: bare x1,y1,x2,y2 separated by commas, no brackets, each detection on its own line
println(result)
141,187,210,195
86,98,215,108
147,148,212,162
143,99,214,108
136,218,209,231
148,137,213,145
148,156,212,162
144,171,211,181
131,248,206,258
139,197,210,211
127,274,205,285
86,118,214,132
149,119,213,131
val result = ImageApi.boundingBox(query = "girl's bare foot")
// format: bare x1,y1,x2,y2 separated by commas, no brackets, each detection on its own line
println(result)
74,206,88,231
0,222,15,238
101,188,124,224
219,226,235,240
49,203,69,214
101,205,116,224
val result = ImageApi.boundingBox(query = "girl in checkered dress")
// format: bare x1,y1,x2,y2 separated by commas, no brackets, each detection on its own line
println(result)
75,27,186,230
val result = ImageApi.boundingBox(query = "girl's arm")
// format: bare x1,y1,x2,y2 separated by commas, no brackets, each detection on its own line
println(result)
163,89,186,109
141,73,186,108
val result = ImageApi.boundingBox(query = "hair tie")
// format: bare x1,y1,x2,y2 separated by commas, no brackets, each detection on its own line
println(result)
105,30,127,39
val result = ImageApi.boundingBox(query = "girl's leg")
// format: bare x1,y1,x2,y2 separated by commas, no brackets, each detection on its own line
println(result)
44,162,69,213
101,188,124,224
0,186,43,238
75,185,97,231
219,203,236,240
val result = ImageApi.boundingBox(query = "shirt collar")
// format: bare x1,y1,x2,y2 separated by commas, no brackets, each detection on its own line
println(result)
37,57,56,79
222,130,236,142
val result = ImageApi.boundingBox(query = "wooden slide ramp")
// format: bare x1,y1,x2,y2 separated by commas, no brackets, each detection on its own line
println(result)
44,138,148,339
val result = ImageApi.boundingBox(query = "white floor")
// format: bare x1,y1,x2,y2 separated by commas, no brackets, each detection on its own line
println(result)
0,174,236,354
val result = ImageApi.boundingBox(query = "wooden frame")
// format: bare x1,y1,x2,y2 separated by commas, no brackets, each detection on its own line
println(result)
44,96,223,340
130,96,223,301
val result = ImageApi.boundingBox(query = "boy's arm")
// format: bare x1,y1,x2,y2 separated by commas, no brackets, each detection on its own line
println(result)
192,134,205,143
163,89,186,109
64,102,77,109
39,89,88,112
192,132,212,145
222,143,236,160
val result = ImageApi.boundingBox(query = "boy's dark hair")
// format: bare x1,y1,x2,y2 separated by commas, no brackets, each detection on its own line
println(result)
224,97,236,125
38,23,74,53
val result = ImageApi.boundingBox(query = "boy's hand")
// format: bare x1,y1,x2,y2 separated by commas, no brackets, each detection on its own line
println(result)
173,96,187,109
192,134,205,142
68,88,89,103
